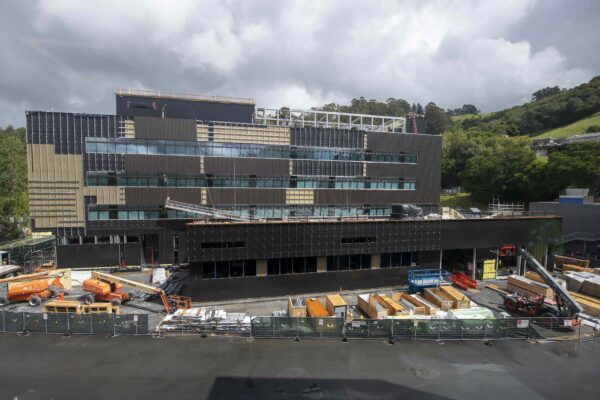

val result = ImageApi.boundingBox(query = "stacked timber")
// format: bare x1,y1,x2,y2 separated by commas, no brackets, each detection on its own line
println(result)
423,287,453,311
507,275,553,298
392,293,427,315
438,285,471,309
563,264,600,275
375,294,408,316
569,291,600,317
524,271,545,284
357,294,388,319
410,294,438,315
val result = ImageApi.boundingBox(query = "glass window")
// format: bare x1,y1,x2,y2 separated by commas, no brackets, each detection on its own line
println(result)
98,211,109,220
127,143,138,154
86,142,97,153
244,260,256,276
118,211,128,220
116,143,127,154
88,211,98,220
96,142,108,153
202,262,215,279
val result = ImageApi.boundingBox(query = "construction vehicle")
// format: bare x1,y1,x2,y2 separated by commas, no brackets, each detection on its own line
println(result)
500,249,582,323
81,271,191,313
0,269,70,306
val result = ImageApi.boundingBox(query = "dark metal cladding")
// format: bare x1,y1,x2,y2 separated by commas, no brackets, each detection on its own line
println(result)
133,116,196,140
116,94,254,123
204,157,289,176
124,154,202,174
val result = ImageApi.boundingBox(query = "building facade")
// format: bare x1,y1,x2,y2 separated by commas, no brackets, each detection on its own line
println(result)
26,90,561,299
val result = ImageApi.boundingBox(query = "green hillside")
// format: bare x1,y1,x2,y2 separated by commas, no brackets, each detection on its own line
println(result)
533,112,600,139
451,76,600,136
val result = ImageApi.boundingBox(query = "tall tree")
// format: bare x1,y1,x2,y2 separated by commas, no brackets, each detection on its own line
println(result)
424,102,450,135
0,126,28,240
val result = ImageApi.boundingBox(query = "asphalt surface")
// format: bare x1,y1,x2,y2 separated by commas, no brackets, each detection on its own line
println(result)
1,334,599,400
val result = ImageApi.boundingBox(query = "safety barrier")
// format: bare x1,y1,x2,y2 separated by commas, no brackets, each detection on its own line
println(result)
249,317,588,341
0,311,149,336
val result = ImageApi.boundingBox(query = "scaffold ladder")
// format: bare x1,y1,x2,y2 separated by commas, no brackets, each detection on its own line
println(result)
164,198,249,221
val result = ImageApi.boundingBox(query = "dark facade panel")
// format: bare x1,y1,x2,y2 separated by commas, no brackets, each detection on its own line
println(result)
441,218,562,250
366,132,441,153
116,95,254,123
366,163,418,178
125,188,203,206
134,116,196,141
314,189,419,205
124,154,202,174
290,127,364,148
292,160,362,176
207,188,286,205
188,219,442,262
204,157,289,176
529,202,599,236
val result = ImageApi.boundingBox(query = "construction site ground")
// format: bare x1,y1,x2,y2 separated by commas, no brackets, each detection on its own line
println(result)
1,333,599,400
1,272,596,337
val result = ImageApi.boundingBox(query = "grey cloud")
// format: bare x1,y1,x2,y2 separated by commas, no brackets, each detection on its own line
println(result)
0,0,598,128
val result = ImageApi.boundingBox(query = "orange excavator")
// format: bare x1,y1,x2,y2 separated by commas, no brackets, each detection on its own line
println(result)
0,270,71,306
81,271,191,313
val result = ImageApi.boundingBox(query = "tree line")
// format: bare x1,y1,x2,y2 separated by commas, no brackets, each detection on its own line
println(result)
0,126,28,241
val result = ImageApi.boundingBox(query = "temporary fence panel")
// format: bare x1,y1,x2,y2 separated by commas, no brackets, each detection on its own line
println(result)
0,311,149,335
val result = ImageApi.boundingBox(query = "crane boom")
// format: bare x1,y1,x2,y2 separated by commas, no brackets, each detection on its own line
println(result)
90,271,191,313
518,248,582,316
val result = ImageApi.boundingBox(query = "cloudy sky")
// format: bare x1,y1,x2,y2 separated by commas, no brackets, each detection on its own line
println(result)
1,0,599,127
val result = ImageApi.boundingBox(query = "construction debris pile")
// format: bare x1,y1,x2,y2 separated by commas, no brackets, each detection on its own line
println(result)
158,307,252,334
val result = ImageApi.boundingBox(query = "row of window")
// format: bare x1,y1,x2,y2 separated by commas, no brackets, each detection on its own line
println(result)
194,253,419,279
198,260,257,279
88,206,395,221
85,138,418,164
86,174,416,190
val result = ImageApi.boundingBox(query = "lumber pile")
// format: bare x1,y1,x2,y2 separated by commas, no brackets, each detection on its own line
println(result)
423,288,453,311
507,275,553,298
563,264,600,275
375,293,408,316
564,272,600,298
392,292,427,315
569,291,600,318
438,285,471,309
410,294,438,315
524,271,545,284
357,294,387,319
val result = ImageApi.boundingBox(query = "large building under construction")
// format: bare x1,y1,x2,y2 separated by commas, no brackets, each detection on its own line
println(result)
26,90,561,299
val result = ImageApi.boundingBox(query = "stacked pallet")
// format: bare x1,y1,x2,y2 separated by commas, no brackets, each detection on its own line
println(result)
410,294,438,315
375,294,408,316
423,288,453,311
507,275,553,298
357,294,387,319
438,285,471,309
392,293,427,315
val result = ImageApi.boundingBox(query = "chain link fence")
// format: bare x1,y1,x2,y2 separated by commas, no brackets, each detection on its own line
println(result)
0,310,149,336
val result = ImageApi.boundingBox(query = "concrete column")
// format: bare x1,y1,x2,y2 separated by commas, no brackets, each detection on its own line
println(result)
516,245,522,275
471,248,477,280
317,257,327,272
257,259,267,277
371,254,381,270
439,250,443,271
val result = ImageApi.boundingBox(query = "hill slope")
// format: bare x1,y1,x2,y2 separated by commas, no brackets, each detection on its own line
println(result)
452,76,600,136
533,112,600,139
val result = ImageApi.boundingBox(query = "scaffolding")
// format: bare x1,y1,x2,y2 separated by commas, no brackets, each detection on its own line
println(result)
254,107,406,133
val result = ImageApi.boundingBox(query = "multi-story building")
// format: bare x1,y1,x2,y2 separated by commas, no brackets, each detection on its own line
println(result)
26,90,561,300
